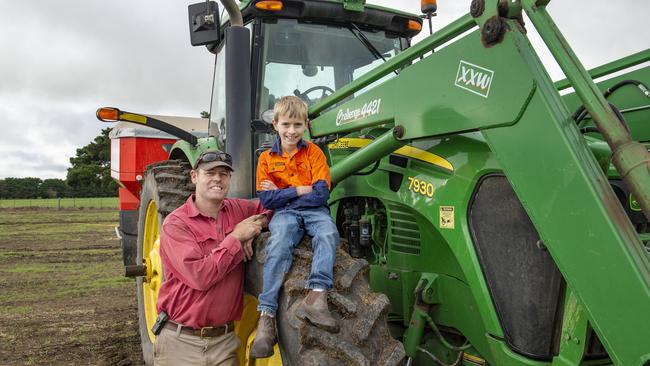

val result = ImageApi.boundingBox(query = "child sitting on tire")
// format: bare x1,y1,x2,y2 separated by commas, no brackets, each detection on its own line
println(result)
250,96,340,358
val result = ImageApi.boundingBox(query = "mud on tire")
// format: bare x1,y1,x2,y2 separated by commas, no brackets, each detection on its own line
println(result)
248,234,405,366
136,160,194,365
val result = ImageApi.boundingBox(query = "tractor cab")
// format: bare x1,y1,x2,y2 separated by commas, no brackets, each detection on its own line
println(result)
190,0,423,197
256,18,407,109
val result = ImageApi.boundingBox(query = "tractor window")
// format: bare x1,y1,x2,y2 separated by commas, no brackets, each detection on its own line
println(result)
259,19,405,111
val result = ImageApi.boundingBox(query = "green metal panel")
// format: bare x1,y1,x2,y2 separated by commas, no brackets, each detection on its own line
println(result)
169,137,220,166
481,29,650,365
310,2,650,364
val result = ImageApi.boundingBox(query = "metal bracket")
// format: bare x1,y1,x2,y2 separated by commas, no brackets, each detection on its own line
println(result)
551,290,588,366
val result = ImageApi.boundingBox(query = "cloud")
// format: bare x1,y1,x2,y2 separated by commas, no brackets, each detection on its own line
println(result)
0,0,647,179
0,1,214,179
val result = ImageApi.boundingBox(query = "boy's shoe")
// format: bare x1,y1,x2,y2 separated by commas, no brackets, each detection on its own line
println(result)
250,314,277,359
296,290,340,333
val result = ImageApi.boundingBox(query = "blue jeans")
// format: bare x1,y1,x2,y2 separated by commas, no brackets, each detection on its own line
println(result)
257,207,340,315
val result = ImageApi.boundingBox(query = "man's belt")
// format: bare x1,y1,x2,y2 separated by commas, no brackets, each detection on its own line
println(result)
164,320,235,338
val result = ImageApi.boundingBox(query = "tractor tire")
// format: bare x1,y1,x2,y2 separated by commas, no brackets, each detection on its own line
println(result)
135,160,194,365
247,234,405,366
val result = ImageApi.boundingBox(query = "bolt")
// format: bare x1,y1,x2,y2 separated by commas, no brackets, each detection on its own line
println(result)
470,0,485,18
482,17,506,46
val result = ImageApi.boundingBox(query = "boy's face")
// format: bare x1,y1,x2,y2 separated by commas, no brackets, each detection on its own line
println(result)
273,113,307,151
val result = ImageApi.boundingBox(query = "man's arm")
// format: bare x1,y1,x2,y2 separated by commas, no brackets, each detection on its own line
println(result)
160,221,246,291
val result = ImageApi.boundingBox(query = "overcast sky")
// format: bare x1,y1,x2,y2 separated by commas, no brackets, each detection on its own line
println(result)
0,0,647,179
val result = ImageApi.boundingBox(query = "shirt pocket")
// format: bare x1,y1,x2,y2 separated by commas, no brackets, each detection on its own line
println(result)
268,163,287,182
296,160,313,182
194,231,219,250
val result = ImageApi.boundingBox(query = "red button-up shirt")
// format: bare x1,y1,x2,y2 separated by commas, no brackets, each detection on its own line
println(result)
156,195,268,328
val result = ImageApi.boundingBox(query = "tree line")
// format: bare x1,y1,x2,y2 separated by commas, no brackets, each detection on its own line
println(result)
0,128,118,199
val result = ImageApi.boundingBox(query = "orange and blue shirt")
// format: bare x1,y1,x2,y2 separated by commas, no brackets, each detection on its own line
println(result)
256,138,331,210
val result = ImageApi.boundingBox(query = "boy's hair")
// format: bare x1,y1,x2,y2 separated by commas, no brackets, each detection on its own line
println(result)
273,96,308,122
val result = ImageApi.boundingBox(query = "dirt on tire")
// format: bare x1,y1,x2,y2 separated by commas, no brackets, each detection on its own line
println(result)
248,233,405,366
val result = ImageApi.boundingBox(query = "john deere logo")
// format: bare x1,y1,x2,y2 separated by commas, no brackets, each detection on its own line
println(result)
455,60,494,98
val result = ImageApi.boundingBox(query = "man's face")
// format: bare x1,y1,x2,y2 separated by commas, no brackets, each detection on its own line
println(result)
273,113,307,151
191,166,232,203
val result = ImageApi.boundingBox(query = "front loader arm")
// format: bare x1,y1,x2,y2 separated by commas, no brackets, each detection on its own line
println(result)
309,1,650,364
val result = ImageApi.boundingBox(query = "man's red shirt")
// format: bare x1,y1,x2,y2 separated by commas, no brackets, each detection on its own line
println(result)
156,195,268,328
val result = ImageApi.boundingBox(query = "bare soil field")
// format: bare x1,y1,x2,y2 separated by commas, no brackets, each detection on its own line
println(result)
0,208,143,365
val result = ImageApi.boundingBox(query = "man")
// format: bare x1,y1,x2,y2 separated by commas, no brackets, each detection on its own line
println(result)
154,150,270,366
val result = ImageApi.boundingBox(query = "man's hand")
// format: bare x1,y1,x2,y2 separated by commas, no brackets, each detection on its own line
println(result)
296,185,313,196
260,180,279,191
231,214,268,261
241,239,254,261
231,215,263,243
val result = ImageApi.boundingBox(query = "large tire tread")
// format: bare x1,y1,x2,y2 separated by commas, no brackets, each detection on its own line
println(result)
250,234,404,366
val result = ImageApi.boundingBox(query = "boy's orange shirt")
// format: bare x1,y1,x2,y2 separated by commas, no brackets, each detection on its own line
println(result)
256,140,331,191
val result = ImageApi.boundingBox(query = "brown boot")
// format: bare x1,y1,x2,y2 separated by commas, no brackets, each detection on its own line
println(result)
297,290,340,333
250,314,277,359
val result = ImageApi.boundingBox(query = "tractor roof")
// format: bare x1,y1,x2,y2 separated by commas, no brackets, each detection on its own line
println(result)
217,0,422,38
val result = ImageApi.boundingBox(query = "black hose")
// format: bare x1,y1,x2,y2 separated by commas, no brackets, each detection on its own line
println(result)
573,79,649,123
579,103,630,134
353,160,380,176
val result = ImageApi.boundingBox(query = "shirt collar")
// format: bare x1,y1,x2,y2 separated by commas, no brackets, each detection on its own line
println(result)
270,137,307,156
186,194,227,218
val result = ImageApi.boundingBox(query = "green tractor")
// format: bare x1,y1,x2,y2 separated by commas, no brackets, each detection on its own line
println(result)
99,0,650,364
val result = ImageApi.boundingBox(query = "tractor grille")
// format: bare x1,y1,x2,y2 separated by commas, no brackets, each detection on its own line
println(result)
387,203,421,254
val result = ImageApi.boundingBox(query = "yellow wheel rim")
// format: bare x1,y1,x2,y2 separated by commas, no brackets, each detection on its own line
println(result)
142,200,163,343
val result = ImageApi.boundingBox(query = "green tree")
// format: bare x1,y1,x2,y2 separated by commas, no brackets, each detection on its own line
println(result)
200,111,210,119
66,128,118,197
40,178,69,198
0,177,42,198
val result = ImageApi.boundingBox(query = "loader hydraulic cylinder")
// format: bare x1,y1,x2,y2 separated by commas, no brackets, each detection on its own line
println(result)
330,126,407,184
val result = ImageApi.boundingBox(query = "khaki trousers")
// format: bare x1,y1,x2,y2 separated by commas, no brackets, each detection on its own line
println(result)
154,324,240,366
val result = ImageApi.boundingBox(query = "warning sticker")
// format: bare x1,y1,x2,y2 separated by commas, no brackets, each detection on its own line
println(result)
440,206,455,229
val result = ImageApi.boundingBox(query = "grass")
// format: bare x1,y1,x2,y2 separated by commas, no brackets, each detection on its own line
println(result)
0,207,143,365
0,197,118,209
0,306,32,314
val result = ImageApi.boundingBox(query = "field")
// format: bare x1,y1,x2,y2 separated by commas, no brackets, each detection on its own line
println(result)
0,208,143,365
0,197,118,209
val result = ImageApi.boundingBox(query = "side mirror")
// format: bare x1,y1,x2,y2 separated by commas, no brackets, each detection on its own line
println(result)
188,1,220,46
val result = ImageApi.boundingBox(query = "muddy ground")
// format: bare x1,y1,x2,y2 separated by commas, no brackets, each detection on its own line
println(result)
0,208,143,365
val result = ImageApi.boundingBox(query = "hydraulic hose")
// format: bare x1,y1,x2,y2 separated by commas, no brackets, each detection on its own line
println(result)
417,347,463,366
577,103,630,134
421,313,472,352
573,80,650,123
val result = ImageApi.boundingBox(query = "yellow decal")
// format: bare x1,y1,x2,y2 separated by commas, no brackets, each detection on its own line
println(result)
328,138,453,171
121,113,148,125
407,176,435,198
440,206,455,229
462,353,486,366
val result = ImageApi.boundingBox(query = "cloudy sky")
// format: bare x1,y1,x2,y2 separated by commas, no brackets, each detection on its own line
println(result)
0,0,647,179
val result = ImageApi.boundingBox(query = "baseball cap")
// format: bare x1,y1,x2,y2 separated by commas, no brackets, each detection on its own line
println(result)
194,150,234,171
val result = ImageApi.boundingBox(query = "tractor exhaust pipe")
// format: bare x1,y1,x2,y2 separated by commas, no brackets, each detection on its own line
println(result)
220,0,252,198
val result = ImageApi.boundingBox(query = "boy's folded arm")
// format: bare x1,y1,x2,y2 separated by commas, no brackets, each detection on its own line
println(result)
258,186,299,209
293,180,330,207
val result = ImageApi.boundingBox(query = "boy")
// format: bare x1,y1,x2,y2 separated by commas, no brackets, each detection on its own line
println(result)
250,96,340,358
